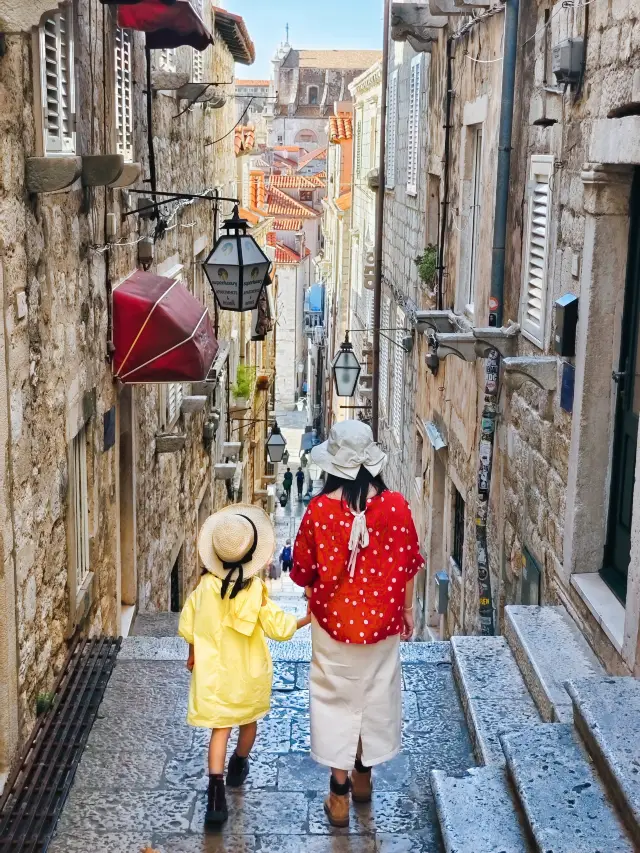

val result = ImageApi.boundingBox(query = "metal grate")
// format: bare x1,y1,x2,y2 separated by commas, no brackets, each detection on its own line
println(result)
0,637,121,853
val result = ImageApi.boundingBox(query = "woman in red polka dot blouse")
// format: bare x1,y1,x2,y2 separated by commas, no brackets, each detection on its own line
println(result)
290,420,424,828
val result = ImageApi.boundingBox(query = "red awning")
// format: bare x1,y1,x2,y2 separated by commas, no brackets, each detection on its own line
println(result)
118,0,213,51
100,1,176,6
113,271,219,383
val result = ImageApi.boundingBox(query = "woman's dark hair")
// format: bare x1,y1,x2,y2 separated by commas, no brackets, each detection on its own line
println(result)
320,466,387,512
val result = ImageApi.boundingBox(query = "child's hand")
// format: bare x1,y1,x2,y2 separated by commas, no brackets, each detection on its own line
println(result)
296,614,311,630
186,653,194,671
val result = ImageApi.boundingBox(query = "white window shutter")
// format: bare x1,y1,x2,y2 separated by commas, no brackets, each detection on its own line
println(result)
392,307,405,444
115,28,133,161
356,117,363,179
70,426,90,591
192,49,204,83
40,7,75,155
521,155,554,346
380,298,390,413
386,70,398,189
158,48,177,72
407,56,422,195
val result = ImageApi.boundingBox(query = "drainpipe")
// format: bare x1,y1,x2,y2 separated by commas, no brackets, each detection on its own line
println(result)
475,0,520,636
437,37,454,312
371,0,390,441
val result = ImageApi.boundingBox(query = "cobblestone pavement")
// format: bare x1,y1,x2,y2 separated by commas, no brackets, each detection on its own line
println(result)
50,415,475,852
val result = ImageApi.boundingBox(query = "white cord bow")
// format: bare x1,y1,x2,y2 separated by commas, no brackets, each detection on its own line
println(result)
347,510,369,577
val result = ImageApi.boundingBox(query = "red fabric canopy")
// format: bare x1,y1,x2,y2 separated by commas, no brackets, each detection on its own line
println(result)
113,271,218,383
100,1,176,6
118,0,213,51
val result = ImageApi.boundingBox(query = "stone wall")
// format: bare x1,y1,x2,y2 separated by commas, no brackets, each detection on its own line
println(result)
0,0,244,775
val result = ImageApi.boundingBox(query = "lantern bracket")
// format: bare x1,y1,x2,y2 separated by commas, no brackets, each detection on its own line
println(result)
123,189,240,219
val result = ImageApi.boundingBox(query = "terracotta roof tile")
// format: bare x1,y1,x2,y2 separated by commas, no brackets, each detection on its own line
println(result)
213,7,255,65
274,218,304,231
239,207,261,225
271,241,311,264
269,174,325,190
236,79,270,87
297,49,382,70
297,147,328,169
336,191,352,211
329,114,353,143
234,124,256,156
265,186,318,218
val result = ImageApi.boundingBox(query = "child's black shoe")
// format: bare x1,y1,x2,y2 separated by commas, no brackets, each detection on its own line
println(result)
226,752,250,788
205,774,228,826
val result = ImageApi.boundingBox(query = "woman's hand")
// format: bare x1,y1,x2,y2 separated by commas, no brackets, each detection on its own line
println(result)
401,607,414,641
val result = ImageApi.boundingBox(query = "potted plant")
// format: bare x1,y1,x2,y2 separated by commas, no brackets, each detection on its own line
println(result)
231,364,255,405
256,371,270,391
414,245,438,293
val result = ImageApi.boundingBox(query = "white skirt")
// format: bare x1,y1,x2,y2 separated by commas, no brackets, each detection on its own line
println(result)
309,617,402,771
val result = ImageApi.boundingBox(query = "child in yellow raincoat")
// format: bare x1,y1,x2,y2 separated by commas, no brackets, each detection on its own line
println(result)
179,504,310,827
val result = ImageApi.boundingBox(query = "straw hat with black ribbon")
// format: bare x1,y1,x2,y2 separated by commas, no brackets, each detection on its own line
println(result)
198,504,275,599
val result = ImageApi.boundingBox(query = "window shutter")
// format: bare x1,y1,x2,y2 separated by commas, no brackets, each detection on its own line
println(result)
192,49,204,83
41,8,75,154
356,117,363,179
521,155,553,346
392,307,405,443
386,70,398,189
70,427,90,591
158,48,177,72
407,56,422,194
115,28,133,161
380,298,390,413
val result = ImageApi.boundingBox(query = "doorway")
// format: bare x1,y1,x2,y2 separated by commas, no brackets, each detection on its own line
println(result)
603,170,640,603
170,548,183,613
119,386,137,635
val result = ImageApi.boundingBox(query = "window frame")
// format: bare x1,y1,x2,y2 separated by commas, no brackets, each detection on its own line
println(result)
69,424,90,594
520,154,554,348
114,27,133,162
386,69,399,189
452,484,465,569
162,265,186,427
379,297,391,414
407,54,422,196
38,5,76,156
308,85,319,105
466,125,483,312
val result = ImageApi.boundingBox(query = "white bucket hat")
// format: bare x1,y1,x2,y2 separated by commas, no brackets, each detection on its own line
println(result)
198,504,275,598
310,420,387,481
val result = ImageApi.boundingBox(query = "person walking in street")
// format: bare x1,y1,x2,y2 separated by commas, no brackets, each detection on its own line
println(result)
179,505,311,828
282,467,293,502
290,421,423,828
296,467,305,499
280,539,293,573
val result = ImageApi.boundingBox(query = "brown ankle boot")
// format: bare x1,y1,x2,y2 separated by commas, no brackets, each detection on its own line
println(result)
351,768,373,803
324,777,350,827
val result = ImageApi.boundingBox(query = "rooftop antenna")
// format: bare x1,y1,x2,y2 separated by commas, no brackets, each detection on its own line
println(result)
285,23,290,45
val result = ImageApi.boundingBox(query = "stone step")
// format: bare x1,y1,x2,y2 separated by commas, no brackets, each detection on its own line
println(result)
431,766,533,853
451,635,542,765
501,724,634,853
504,605,604,722
567,676,640,847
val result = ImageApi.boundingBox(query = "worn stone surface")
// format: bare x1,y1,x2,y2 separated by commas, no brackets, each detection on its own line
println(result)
567,676,640,841
451,635,541,764
501,724,634,853
51,580,475,851
505,606,604,722
431,766,532,853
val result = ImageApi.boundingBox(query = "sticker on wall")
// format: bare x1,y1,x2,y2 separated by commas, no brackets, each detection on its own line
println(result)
104,406,116,452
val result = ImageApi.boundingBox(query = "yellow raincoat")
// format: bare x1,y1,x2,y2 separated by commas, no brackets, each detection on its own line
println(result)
178,572,298,728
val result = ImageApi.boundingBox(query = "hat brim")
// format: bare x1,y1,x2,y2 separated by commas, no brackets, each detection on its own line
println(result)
198,504,275,580
310,441,387,481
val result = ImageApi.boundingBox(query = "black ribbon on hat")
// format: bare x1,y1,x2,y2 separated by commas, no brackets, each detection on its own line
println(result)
220,514,258,600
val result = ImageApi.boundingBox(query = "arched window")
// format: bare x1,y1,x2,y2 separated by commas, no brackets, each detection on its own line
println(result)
295,129,318,148
308,86,319,105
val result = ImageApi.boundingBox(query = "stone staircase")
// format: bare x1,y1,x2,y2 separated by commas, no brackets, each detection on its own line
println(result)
431,604,640,853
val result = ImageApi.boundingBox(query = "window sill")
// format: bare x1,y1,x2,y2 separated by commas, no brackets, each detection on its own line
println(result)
26,155,82,193
571,572,625,653
74,571,95,626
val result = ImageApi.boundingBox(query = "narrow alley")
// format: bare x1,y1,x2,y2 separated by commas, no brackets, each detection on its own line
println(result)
47,413,476,852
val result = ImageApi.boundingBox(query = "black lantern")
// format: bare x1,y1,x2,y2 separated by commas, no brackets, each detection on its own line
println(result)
266,422,287,464
332,333,361,397
203,205,271,312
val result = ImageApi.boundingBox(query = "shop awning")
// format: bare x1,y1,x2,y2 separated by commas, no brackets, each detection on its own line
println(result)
118,0,213,51
113,271,219,383
101,1,176,5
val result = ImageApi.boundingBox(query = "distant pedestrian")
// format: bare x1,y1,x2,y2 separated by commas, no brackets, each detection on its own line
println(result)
282,467,293,500
291,421,424,828
179,506,310,828
280,539,293,573
296,467,305,498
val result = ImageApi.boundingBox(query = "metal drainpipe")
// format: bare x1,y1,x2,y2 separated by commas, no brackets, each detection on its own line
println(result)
371,0,391,441
475,0,520,636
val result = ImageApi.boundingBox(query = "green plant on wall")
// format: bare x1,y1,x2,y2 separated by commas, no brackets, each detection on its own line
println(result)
232,364,255,400
415,245,438,289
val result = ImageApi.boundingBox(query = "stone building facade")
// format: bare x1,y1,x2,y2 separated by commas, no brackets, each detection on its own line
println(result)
267,46,382,150
386,0,640,672
0,1,265,786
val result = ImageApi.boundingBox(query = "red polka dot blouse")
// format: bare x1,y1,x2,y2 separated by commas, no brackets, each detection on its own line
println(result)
290,490,424,645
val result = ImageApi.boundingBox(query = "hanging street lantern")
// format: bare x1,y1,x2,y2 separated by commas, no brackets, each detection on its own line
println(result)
266,422,287,464
203,205,271,312
332,333,362,397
